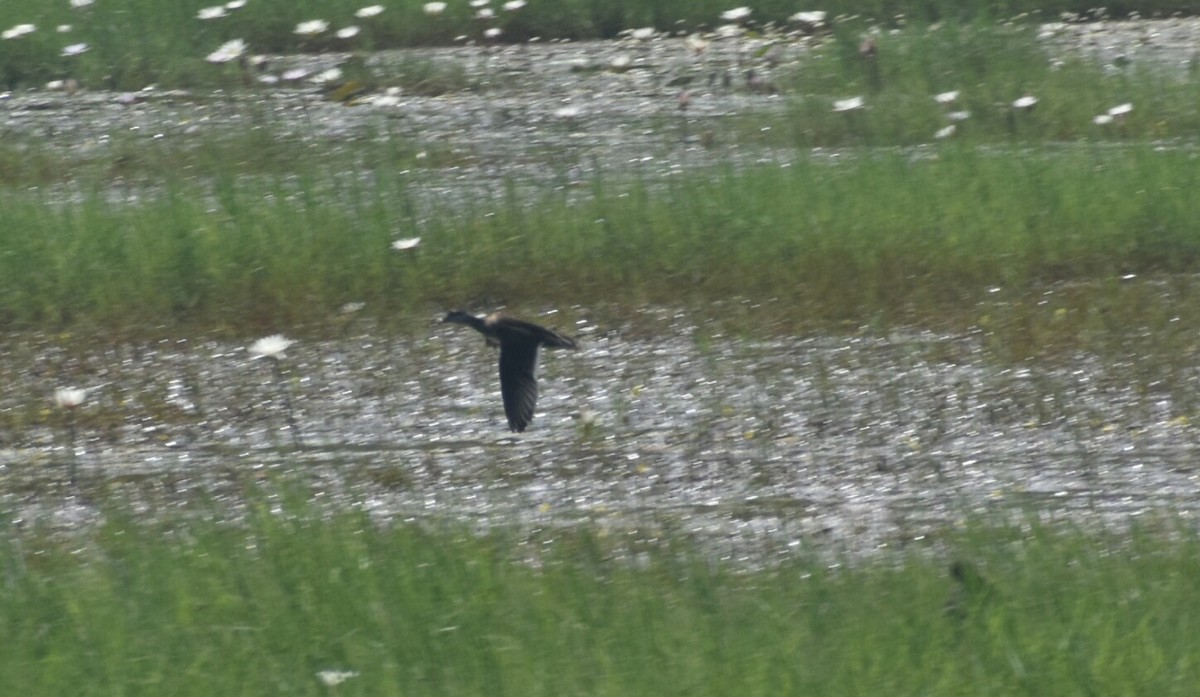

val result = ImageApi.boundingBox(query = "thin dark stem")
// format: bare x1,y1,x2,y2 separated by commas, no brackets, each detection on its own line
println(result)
65,409,78,488
271,358,303,448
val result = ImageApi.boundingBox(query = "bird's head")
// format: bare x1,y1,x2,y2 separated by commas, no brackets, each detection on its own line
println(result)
442,310,477,325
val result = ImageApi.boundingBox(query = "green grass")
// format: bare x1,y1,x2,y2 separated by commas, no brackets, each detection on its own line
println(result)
0,0,1197,90
765,20,1200,147
4,140,1200,347
3,489,1199,696
0,15,1198,355
4,9,1196,694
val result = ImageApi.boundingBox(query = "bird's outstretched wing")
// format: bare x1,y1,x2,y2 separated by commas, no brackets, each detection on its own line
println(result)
498,339,541,432
496,317,577,350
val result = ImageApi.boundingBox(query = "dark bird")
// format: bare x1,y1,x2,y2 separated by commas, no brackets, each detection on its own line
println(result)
442,311,578,432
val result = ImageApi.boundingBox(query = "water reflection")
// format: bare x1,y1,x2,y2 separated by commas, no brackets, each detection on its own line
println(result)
3,320,1198,558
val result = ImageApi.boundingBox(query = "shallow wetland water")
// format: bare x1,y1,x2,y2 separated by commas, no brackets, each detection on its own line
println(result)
4,21,1200,558
3,317,1199,560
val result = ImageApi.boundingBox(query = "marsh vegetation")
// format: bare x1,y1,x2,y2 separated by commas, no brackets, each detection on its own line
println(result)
4,2,1200,693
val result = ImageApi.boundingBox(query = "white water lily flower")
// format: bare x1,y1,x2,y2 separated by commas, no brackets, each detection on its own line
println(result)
947,110,970,121
609,53,632,70
934,124,956,139
423,2,447,15
225,0,247,9
391,237,421,251
206,38,246,63
503,0,526,10
57,24,73,32
309,67,342,84
720,7,752,22
832,96,864,112
197,6,227,19
1107,102,1132,116
630,27,656,40
715,23,742,39
54,387,88,409
356,5,385,18
336,26,360,39
685,33,709,53
294,19,329,36
71,0,95,7
316,671,359,687
61,42,89,57
281,67,310,81
2,24,36,40
249,335,294,360
1012,95,1038,109
475,7,495,19
1093,113,1114,125
790,11,827,25
483,26,502,38
470,0,490,7
575,408,599,428
934,90,959,104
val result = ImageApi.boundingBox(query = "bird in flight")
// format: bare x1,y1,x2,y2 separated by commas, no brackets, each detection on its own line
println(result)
442,311,578,432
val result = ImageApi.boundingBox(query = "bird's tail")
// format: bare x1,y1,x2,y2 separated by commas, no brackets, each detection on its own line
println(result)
539,329,578,350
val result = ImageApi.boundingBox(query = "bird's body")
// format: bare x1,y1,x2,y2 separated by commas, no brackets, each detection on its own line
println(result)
443,311,577,432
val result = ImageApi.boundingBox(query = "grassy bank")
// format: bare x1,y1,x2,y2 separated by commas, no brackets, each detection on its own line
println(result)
0,0,1196,90
2,491,1197,696
3,142,1200,344
0,15,1198,352
772,20,1194,147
